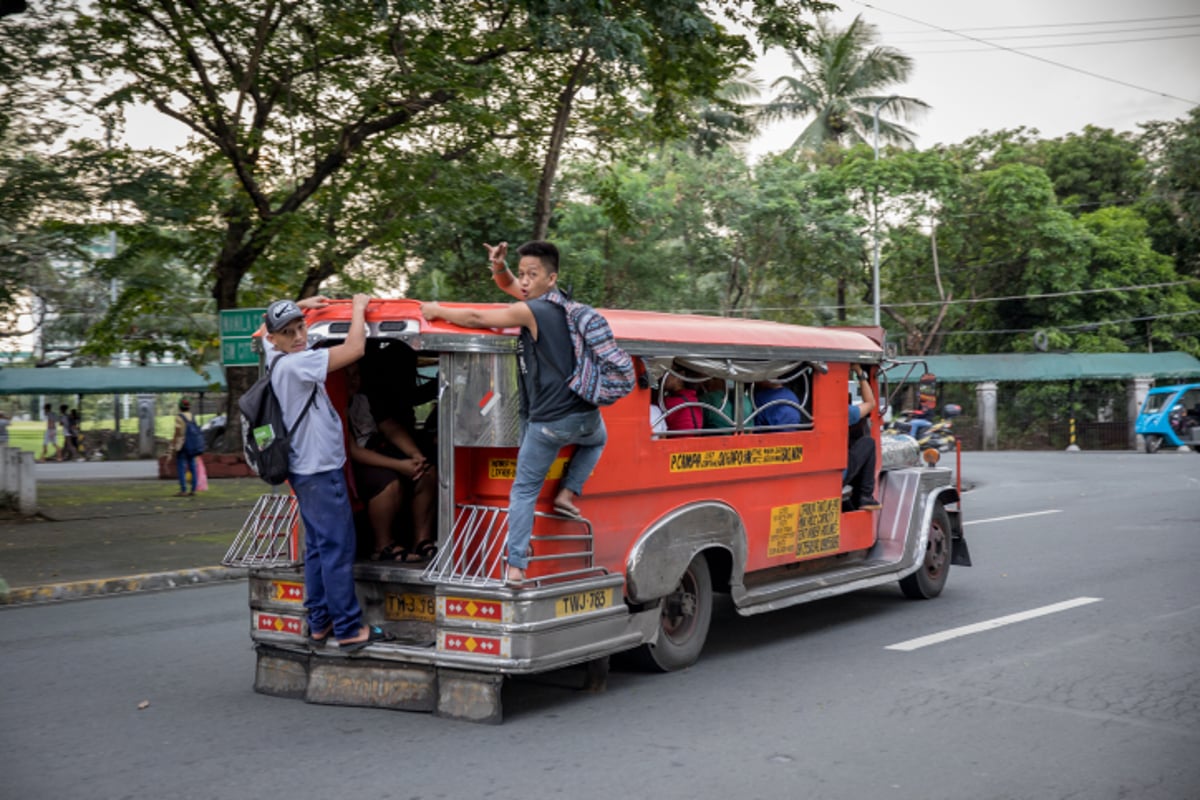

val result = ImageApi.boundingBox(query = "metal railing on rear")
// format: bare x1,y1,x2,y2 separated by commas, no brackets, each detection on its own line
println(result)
423,503,604,588
222,494,302,568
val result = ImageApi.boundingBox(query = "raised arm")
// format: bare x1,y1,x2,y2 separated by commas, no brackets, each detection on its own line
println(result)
851,365,876,420
486,241,524,301
326,294,370,373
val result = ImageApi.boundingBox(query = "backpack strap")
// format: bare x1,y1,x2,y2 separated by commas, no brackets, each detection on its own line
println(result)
266,351,318,436
286,386,319,437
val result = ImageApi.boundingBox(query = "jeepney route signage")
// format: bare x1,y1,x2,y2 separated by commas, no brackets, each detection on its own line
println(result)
669,445,804,473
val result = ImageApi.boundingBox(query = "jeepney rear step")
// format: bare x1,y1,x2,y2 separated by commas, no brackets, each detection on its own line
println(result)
223,494,301,568
424,503,605,588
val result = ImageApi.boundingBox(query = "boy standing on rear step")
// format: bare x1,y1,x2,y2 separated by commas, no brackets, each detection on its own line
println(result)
420,240,607,588
264,293,384,652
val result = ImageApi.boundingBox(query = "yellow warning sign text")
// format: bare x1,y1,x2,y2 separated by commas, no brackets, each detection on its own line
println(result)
489,457,568,481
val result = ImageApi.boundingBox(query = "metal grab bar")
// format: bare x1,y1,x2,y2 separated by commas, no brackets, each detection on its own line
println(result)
423,503,601,587
222,494,301,568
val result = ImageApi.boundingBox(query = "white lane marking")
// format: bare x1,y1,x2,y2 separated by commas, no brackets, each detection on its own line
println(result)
885,596,1103,652
964,509,1062,526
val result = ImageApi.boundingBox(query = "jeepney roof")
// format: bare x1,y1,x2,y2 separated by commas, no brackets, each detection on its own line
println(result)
305,298,882,361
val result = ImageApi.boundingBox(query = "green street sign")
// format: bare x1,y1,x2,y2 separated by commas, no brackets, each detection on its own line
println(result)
221,338,260,367
219,308,266,367
220,308,266,337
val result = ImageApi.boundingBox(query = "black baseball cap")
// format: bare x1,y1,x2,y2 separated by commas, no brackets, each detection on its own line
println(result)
264,300,305,333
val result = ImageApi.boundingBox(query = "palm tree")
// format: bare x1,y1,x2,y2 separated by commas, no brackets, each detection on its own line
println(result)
687,69,765,156
759,15,928,152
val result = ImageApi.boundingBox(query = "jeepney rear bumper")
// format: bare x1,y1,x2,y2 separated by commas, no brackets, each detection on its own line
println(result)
247,568,655,675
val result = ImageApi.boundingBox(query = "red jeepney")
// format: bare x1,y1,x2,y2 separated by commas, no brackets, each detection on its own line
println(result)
227,299,968,722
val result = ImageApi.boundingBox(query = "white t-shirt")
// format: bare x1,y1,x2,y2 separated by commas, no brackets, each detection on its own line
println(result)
347,393,377,448
270,348,345,475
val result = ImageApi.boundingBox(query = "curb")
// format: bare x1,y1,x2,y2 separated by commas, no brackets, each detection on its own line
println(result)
0,566,248,607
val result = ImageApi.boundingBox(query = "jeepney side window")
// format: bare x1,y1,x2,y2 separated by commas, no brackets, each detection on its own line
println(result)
745,368,815,433
643,358,816,437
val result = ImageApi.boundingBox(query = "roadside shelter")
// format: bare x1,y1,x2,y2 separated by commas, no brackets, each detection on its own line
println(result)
886,351,1200,450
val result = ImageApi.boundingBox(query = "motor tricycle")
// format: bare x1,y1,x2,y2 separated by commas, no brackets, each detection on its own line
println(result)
1135,383,1200,453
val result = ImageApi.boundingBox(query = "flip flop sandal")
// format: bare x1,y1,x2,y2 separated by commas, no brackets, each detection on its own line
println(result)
553,503,583,520
308,624,333,645
412,539,438,562
370,544,408,562
337,625,390,653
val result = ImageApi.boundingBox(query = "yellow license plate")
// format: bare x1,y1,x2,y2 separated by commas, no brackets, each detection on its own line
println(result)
554,587,615,618
385,592,436,622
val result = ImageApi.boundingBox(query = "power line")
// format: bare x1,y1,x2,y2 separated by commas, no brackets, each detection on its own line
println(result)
896,23,1200,45
910,32,1200,55
885,14,1200,36
680,278,1200,317
851,1,1200,107
937,308,1200,337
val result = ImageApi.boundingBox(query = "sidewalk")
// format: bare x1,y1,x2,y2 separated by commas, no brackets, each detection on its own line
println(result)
0,460,269,606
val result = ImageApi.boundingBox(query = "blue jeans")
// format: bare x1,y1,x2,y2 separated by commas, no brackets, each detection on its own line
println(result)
290,468,362,639
175,451,196,492
507,409,607,570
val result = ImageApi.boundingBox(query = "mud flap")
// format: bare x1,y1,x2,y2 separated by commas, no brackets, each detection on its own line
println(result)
951,534,972,567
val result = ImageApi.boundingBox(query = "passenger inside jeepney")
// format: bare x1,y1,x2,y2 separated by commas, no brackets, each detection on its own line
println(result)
698,376,750,431
660,369,704,431
844,365,881,512
343,352,438,563
751,380,802,430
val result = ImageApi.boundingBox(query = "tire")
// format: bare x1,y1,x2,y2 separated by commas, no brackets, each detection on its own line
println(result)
900,502,952,600
632,554,713,672
1144,435,1163,454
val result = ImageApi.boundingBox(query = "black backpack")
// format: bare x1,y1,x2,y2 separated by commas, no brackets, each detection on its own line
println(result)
180,414,206,457
238,357,318,485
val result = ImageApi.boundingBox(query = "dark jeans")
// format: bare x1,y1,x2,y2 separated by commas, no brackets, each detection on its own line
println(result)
290,468,363,640
844,435,877,506
175,451,196,492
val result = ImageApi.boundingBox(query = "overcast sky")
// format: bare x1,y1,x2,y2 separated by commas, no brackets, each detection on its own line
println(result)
748,0,1200,156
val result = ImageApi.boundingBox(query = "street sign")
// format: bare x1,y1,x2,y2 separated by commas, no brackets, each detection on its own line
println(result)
219,308,265,367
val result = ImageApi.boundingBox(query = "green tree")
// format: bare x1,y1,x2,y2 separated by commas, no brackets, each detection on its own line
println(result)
1141,107,1200,280
758,14,928,152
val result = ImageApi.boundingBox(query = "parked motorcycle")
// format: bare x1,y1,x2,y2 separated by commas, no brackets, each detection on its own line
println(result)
885,404,961,453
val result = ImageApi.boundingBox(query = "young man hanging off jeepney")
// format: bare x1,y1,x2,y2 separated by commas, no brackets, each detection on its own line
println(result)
419,240,607,588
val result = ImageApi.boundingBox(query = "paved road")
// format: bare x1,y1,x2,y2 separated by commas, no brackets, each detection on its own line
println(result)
2,452,1197,800
33,458,159,482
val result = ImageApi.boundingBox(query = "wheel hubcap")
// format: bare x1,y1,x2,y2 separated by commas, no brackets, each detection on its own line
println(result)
661,570,699,642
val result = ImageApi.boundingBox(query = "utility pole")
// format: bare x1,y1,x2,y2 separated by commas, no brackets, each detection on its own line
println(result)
871,96,897,328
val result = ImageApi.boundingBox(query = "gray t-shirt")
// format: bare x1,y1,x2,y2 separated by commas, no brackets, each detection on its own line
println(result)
270,348,345,475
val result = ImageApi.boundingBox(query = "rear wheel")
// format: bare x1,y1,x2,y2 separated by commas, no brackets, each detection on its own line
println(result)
1144,434,1163,454
900,502,953,599
632,554,713,672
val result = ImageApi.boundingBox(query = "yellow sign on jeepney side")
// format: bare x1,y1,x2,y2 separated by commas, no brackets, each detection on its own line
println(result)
768,503,801,557
669,445,804,473
489,457,568,481
796,498,841,557
769,497,841,558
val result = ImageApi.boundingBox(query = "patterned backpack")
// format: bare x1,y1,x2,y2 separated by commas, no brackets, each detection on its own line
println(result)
542,290,635,407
